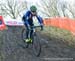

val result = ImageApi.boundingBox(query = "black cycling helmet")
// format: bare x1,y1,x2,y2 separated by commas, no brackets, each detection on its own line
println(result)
30,5,37,12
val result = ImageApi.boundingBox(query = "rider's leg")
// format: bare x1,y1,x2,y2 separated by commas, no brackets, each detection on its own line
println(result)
26,28,29,39
25,24,29,39
24,24,30,42
30,27,33,42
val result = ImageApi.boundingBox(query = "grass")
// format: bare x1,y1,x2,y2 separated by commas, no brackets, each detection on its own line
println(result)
42,26,75,47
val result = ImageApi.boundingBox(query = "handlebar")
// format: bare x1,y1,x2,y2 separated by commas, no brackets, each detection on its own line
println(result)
28,25,42,31
30,25,42,28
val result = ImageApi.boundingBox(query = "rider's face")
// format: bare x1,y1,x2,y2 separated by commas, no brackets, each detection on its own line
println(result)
31,11,36,16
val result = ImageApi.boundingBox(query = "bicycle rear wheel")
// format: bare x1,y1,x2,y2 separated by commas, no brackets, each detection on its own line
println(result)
32,33,41,57
21,28,28,48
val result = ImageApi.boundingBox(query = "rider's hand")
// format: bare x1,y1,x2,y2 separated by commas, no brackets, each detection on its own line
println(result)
40,24,43,31
41,27,43,31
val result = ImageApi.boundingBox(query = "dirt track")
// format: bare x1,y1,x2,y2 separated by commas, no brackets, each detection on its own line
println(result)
1,26,75,61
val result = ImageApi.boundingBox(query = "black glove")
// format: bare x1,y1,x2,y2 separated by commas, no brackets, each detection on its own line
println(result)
41,25,43,31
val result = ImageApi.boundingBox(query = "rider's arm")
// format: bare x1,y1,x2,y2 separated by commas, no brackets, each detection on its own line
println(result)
22,11,31,27
37,16,44,30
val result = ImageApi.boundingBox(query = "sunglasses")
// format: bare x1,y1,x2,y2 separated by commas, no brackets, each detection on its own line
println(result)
31,11,36,13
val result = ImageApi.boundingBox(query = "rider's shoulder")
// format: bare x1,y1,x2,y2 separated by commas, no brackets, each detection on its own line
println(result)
26,10,31,14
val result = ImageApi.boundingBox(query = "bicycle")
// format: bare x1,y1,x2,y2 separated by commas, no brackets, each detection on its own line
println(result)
21,26,42,57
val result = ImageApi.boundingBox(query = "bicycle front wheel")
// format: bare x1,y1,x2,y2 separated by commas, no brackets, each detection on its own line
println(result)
21,28,28,48
32,33,41,57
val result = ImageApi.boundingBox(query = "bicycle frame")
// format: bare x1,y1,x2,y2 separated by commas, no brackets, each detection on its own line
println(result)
28,26,41,39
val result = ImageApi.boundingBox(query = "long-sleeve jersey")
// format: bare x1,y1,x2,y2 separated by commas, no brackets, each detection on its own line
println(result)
22,11,43,27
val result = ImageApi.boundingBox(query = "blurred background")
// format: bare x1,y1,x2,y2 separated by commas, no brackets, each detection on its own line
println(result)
0,0,75,61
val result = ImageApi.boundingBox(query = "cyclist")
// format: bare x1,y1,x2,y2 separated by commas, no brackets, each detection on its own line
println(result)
22,5,43,43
